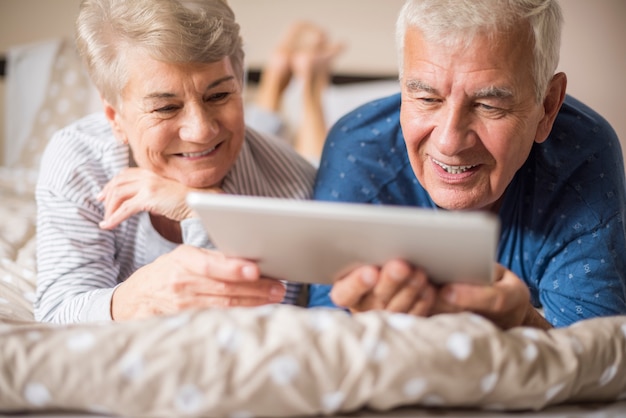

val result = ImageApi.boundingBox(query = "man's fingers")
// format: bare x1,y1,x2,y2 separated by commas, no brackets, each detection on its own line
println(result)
408,285,437,316
378,261,429,312
330,265,379,308
372,259,412,304
439,283,499,312
434,267,532,329
331,262,435,315
384,278,434,314
441,276,527,315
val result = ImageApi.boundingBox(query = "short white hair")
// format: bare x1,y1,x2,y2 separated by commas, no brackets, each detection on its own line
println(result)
76,0,244,105
396,0,563,103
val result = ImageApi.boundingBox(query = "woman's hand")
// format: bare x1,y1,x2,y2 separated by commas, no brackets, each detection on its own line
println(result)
330,259,437,316
97,167,221,229
111,245,286,320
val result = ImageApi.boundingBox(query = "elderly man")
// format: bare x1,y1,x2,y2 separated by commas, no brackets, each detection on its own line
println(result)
308,0,626,329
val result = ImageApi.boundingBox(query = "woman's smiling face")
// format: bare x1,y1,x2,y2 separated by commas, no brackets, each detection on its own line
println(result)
104,52,245,189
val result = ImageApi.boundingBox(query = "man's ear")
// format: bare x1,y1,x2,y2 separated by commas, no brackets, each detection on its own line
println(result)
534,72,567,144
102,97,128,144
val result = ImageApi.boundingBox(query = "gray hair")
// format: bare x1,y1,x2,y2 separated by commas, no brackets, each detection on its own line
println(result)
395,0,563,103
76,0,244,105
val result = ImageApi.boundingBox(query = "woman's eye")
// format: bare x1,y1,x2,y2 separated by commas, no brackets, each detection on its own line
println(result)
206,92,230,102
154,105,178,113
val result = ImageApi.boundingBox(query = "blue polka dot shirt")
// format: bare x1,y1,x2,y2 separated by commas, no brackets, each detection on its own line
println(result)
309,93,626,327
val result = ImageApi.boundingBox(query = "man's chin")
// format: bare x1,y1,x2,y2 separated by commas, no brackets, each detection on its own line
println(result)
430,195,481,211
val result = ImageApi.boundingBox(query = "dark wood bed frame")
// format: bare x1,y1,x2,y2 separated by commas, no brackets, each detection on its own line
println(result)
0,56,395,85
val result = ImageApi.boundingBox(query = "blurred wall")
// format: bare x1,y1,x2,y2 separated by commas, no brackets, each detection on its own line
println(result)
1,0,625,168
229,0,404,75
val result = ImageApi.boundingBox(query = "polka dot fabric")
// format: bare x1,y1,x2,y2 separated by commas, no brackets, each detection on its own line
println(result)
0,305,625,417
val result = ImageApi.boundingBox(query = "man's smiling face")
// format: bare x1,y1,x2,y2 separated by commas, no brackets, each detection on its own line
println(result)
399,26,550,212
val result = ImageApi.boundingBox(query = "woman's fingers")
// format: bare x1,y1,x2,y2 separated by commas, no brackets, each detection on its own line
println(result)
167,246,260,282
165,278,286,310
97,168,223,229
112,246,285,320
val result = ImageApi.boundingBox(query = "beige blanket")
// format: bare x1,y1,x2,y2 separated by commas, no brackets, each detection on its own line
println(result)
1,169,625,417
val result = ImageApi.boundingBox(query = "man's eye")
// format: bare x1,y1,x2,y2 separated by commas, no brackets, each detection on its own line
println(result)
475,102,507,118
477,103,497,111
418,97,441,106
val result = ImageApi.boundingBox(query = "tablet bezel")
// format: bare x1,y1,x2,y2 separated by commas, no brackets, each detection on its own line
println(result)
186,192,500,286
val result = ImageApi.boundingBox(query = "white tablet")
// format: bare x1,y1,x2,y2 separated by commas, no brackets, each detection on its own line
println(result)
186,192,500,286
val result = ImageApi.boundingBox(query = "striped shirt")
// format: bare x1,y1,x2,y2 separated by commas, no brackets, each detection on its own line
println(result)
35,112,316,323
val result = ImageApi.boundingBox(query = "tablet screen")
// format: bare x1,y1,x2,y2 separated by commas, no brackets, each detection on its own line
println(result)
187,193,500,286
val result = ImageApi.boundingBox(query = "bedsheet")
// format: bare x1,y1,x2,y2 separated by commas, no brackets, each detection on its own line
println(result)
1,169,626,418
1,304,626,417
0,167,38,323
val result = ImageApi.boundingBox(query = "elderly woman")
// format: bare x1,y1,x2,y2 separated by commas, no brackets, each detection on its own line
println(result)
34,0,316,323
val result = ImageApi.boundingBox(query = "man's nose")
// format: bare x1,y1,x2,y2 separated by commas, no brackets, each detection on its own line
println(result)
432,107,475,155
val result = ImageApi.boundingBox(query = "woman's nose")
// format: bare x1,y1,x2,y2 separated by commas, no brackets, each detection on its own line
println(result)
179,105,219,143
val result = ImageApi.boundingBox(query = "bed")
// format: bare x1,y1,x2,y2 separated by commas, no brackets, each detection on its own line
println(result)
1,38,626,418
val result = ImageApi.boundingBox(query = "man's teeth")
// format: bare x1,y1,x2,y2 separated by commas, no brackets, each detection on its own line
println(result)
433,159,476,174
181,147,216,158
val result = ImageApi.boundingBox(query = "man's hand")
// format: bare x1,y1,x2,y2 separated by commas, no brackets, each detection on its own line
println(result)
330,261,551,330
330,259,437,316
432,264,551,330
111,245,286,320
